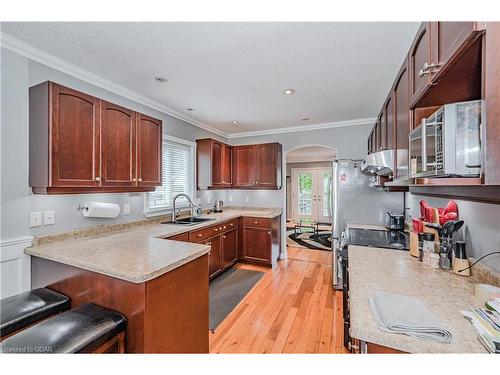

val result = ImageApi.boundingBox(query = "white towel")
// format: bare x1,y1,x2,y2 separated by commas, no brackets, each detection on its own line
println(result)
369,291,452,343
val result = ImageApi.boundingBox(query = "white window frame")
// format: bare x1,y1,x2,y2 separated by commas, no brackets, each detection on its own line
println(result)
143,135,196,217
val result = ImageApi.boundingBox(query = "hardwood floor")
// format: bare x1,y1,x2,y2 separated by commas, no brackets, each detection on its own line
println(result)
209,246,348,353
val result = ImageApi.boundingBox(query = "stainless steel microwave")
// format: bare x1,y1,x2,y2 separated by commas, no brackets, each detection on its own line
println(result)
409,100,483,178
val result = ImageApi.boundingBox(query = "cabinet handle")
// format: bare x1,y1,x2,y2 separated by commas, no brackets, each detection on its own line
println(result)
418,62,441,77
95,176,101,182
214,228,219,232
268,231,271,235
230,223,233,227
197,233,202,237
223,226,227,230
207,242,212,246
132,178,137,182
223,236,226,239
254,221,258,225
138,178,143,182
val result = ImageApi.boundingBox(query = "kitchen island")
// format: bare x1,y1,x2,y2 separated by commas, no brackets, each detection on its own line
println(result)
25,208,282,353
347,245,486,353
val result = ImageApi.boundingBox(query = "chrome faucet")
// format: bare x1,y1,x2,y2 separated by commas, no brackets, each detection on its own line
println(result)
171,193,195,222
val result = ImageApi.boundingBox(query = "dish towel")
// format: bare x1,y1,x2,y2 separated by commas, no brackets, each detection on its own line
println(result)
369,291,452,343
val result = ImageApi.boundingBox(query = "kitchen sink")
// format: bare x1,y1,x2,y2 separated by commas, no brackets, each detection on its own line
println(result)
162,216,216,225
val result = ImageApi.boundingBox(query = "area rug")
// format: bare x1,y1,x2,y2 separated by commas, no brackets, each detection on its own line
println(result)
209,268,264,331
286,225,332,251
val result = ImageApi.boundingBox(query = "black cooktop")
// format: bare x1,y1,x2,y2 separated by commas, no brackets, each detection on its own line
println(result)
344,228,409,251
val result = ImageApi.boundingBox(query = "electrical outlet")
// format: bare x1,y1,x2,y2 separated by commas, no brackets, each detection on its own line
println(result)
245,196,250,203
30,212,42,227
44,211,55,225
123,203,130,215
195,198,202,205
207,197,212,204
229,195,234,202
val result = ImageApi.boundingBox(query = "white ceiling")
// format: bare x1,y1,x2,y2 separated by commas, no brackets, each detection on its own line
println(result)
1,22,420,135
286,145,336,163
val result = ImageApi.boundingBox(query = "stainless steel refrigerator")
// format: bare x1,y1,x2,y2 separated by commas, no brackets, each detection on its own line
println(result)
331,159,403,289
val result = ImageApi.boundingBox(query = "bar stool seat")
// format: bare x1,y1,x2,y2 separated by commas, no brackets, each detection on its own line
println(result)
0,303,126,353
0,288,70,339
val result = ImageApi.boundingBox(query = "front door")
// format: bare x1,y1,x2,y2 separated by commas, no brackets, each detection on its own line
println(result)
292,168,332,224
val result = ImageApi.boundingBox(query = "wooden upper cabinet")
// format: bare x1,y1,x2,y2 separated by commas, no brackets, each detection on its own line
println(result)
29,81,162,194
196,138,232,189
385,95,394,150
233,145,257,187
379,111,387,151
136,113,162,187
394,60,410,180
233,143,282,189
101,101,136,187
212,141,232,186
430,22,476,78
256,143,282,187
409,23,431,105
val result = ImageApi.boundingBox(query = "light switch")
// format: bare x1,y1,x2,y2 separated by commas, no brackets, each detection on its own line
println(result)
245,196,250,203
44,211,55,225
30,212,42,227
229,195,234,202
123,203,130,215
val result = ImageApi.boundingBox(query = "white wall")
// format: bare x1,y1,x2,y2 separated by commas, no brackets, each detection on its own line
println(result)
406,193,500,272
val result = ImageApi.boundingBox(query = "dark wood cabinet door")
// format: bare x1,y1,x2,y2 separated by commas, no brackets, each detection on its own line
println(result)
379,112,386,151
211,141,224,185
221,144,233,185
50,83,100,187
242,226,272,264
256,143,279,187
373,121,380,152
233,145,256,187
385,96,394,150
409,23,431,104
221,228,238,268
211,141,232,186
430,22,475,76
136,113,162,187
101,102,136,186
394,62,410,179
206,235,222,279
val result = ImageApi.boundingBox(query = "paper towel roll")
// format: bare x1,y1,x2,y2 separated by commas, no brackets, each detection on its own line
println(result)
82,202,120,218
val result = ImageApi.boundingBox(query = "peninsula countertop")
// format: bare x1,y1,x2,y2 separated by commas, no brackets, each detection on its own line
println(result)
25,208,282,284
348,245,485,353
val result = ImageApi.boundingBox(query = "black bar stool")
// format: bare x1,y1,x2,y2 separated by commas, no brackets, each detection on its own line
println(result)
0,303,127,353
1,288,70,339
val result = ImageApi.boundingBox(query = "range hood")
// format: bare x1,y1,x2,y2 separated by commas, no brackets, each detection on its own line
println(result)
360,150,395,177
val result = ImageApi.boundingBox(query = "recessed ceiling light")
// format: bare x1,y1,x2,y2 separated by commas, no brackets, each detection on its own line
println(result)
154,77,168,83
186,108,194,111
232,121,239,125
283,88,296,95
301,117,310,121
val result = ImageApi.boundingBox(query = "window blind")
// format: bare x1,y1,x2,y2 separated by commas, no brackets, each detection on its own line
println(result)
147,139,194,211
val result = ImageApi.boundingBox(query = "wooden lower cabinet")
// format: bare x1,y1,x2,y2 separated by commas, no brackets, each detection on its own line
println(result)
350,338,406,354
221,228,238,269
240,216,280,267
206,234,222,279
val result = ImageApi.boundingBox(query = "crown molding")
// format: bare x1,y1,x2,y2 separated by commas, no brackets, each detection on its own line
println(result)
0,32,227,138
227,117,376,139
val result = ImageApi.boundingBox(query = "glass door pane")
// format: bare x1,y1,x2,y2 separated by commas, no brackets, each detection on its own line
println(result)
297,171,314,221
317,169,332,224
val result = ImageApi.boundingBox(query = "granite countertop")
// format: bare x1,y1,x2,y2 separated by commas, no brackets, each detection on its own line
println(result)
25,208,281,284
348,245,486,353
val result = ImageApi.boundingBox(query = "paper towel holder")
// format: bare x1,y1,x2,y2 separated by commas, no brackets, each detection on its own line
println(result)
77,204,89,212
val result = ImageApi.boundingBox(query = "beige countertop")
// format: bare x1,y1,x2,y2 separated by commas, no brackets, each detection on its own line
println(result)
25,208,281,284
348,245,486,353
